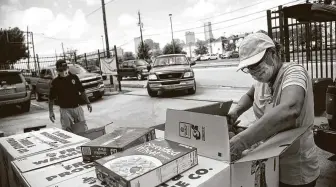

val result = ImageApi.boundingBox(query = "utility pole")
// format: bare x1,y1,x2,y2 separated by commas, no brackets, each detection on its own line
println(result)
189,43,192,58
61,42,66,59
31,32,37,72
138,11,145,59
26,26,30,70
101,0,111,58
169,14,175,54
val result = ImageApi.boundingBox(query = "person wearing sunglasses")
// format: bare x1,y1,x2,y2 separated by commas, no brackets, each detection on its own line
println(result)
227,33,319,187
48,59,92,134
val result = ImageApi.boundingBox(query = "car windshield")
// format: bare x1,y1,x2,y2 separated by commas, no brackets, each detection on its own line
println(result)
135,60,148,66
0,72,22,85
69,65,88,74
153,56,188,67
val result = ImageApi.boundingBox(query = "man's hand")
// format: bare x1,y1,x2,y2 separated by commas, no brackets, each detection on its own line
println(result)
87,104,92,113
230,134,249,162
49,111,55,123
227,110,241,132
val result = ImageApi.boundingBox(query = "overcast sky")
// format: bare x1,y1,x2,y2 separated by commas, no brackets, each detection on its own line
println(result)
0,0,303,56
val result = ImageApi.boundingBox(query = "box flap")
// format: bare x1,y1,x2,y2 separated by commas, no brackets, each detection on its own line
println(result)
165,108,230,161
185,100,233,116
236,125,311,163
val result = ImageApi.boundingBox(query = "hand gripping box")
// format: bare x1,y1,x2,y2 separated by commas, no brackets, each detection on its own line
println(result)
95,138,198,187
11,140,90,187
164,101,312,187
13,157,96,187
81,127,156,162
0,128,88,187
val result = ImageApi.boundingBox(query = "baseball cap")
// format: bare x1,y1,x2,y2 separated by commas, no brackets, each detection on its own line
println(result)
237,33,275,71
55,59,68,70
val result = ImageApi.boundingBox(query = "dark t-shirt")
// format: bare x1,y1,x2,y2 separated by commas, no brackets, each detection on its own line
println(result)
49,73,85,108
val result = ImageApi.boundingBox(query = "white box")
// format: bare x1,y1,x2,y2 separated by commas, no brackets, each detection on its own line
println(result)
157,155,231,187
164,101,310,187
16,157,95,187
0,128,88,187
45,170,104,187
12,141,90,187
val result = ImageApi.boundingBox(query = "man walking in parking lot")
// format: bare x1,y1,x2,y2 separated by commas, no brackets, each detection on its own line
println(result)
48,59,92,134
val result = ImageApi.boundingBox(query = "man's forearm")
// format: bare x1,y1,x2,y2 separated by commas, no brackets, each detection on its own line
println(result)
48,99,54,113
239,103,297,147
81,92,90,104
233,94,253,116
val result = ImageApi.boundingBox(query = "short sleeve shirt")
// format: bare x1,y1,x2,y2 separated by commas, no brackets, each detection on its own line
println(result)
253,62,320,185
49,73,84,108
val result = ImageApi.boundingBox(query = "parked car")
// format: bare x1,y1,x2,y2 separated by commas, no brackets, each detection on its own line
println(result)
0,70,31,112
222,51,239,59
35,63,105,101
118,59,150,80
209,54,218,60
200,54,210,61
146,54,196,97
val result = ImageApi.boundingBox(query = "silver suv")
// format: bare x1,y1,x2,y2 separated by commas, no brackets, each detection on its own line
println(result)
0,70,31,112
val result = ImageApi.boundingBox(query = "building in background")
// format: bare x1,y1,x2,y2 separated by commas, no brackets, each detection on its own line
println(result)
134,37,141,54
204,22,214,42
185,31,196,45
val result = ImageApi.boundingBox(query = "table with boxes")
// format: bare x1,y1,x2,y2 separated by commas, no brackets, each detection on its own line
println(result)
1,101,312,187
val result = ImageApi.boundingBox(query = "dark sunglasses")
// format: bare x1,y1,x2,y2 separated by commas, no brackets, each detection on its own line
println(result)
241,50,270,74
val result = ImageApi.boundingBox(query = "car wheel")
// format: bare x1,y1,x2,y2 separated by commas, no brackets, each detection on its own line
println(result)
147,86,158,97
137,73,143,80
188,82,197,95
35,92,42,102
21,100,30,112
96,92,104,99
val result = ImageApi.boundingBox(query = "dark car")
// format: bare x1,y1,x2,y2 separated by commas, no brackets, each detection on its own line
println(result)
119,59,150,80
146,54,196,97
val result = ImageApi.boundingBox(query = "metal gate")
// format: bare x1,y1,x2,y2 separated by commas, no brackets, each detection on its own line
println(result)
267,4,336,80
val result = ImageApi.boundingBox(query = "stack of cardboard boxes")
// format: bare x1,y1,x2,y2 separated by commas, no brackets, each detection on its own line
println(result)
2,101,312,187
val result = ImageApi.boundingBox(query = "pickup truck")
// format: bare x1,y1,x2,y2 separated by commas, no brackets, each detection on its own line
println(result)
34,63,105,101
118,59,150,80
146,54,196,97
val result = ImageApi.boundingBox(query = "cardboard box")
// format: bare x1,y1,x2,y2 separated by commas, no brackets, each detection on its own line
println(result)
0,128,88,187
15,157,95,187
157,155,231,187
12,140,90,187
81,127,156,162
164,101,311,187
44,170,105,187
95,138,198,187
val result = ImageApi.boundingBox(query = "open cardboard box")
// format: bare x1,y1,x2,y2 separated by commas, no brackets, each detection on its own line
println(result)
0,128,88,187
162,101,312,187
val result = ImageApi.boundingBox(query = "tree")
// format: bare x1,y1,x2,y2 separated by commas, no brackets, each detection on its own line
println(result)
123,52,135,60
137,43,151,60
194,40,208,55
0,27,28,69
162,41,185,54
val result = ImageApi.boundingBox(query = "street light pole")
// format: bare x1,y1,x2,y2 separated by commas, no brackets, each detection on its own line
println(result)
169,14,175,54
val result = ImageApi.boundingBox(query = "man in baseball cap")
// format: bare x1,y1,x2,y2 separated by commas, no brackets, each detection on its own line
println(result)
49,59,92,134
228,32,320,187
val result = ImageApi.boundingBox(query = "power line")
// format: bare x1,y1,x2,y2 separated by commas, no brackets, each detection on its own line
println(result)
143,0,303,37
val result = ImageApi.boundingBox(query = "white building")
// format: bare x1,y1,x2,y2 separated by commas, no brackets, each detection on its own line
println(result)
183,44,197,58
204,22,214,42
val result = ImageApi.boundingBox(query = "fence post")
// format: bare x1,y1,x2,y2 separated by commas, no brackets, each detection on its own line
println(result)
84,53,88,69
36,54,41,74
74,52,77,63
266,10,273,39
114,45,121,91
98,50,102,76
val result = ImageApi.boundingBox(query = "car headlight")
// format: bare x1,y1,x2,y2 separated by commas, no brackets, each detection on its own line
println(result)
148,74,158,80
183,72,194,78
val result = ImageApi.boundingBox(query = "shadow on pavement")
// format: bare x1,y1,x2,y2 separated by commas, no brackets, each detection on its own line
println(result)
0,104,44,118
